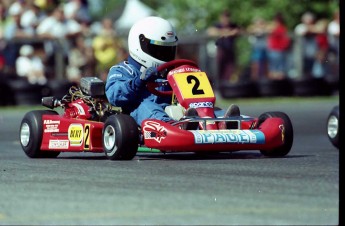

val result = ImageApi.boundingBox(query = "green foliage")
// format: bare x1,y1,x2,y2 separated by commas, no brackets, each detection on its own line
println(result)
143,0,339,33
89,0,126,20
91,0,339,32
90,0,338,69
140,0,338,68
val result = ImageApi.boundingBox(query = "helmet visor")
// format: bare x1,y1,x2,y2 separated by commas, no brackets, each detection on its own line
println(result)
139,34,177,62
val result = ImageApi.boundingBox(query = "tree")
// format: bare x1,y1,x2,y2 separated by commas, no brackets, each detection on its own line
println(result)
144,0,339,34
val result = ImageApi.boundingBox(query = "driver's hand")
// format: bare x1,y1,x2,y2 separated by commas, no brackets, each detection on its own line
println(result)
140,67,159,82
133,67,159,89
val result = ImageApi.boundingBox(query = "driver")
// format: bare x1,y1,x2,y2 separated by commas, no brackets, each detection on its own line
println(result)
105,16,241,128
105,16,195,126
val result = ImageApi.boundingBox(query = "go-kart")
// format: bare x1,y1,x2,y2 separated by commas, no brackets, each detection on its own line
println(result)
19,59,293,160
327,105,339,149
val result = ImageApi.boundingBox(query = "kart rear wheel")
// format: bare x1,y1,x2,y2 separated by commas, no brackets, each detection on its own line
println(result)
102,114,139,160
327,106,339,149
257,111,293,157
20,110,61,158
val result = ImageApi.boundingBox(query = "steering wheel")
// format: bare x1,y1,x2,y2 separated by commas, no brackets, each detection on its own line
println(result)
147,59,198,97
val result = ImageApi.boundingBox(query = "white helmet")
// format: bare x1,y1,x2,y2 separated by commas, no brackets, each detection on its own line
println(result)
128,16,178,68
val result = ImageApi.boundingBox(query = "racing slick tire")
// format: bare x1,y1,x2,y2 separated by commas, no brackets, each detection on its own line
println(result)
327,106,339,149
102,114,139,160
257,112,293,157
20,110,61,158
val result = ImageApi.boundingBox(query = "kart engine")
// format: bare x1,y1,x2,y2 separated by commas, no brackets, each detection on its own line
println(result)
42,77,119,121
80,77,105,97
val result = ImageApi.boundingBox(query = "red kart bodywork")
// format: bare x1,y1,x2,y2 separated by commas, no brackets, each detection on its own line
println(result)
142,118,285,152
40,114,104,153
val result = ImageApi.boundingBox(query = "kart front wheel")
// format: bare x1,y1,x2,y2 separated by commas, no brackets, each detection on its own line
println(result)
257,111,293,157
327,106,339,149
102,114,139,160
20,110,61,158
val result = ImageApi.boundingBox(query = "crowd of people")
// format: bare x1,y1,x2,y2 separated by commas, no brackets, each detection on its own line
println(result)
208,10,339,84
0,0,340,87
0,0,126,84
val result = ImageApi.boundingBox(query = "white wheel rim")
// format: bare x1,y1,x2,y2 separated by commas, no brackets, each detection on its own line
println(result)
20,123,30,147
104,125,117,154
327,115,338,139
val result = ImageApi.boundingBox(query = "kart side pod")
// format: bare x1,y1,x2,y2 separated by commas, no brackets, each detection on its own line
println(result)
141,117,285,152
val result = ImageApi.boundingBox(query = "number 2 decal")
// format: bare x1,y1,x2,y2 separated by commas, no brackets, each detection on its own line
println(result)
187,75,205,95
84,124,90,150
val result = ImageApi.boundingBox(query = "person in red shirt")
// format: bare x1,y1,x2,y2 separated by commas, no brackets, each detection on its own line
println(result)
266,13,291,80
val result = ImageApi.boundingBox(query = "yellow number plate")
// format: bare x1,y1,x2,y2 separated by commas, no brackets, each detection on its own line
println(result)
173,72,214,99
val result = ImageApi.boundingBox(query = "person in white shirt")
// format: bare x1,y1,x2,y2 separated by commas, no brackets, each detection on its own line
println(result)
36,7,81,39
16,45,47,85
327,10,339,59
36,7,82,74
294,12,318,78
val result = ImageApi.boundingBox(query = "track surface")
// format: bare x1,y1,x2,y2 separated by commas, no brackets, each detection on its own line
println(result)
0,98,339,225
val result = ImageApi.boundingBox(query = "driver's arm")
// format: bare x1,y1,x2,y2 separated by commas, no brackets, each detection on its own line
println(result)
105,64,147,108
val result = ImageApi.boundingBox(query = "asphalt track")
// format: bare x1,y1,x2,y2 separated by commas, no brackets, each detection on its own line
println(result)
0,97,340,225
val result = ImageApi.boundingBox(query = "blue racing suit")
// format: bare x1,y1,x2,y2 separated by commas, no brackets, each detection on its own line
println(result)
105,56,172,126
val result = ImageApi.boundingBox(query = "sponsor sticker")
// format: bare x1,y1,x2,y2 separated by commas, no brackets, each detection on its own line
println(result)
71,103,85,115
44,124,59,133
68,124,83,146
191,130,265,144
189,102,214,109
44,120,60,124
49,140,69,149
166,31,174,36
168,67,201,76
143,121,167,143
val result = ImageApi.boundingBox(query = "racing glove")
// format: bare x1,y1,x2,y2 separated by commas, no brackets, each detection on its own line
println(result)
132,67,159,89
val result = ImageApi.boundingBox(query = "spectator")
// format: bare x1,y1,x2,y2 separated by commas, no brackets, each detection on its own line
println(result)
266,13,291,80
66,34,95,83
312,19,329,78
0,4,9,71
247,16,268,81
92,18,126,80
63,0,91,24
294,12,318,78
3,4,35,39
36,7,81,39
207,10,240,85
0,3,8,36
327,9,339,78
36,6,82,77
16,44,47,85
3,4,35,74
20,1,46,31
8,0,26,17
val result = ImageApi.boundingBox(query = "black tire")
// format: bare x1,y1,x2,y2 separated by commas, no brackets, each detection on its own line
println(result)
102,114,139,160
20,110,61,158
327,106,339,149
257,111,293,157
